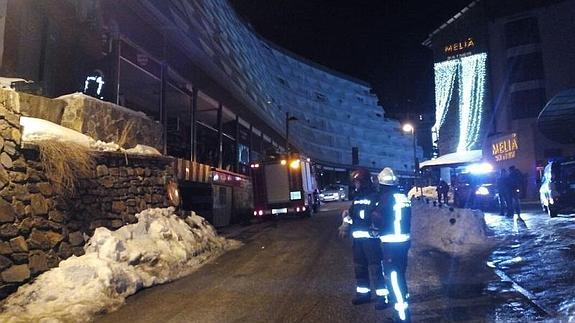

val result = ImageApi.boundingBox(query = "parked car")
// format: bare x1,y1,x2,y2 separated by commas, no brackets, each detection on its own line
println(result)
540,158,575,217
319,185,347,202
452,169,500,211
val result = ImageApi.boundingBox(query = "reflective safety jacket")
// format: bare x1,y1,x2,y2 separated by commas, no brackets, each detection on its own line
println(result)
346,188,380,239
375,185,411,243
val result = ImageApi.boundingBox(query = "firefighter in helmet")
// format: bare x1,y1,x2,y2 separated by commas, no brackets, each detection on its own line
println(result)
338,167,386,305
375,167,412,321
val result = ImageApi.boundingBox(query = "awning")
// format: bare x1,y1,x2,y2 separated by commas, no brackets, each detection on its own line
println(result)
419,150,482,168
537,89,575,144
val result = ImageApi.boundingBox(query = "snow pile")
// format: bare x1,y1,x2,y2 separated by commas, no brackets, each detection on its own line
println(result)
411,199,492,256
0,207,240,322
408,185,454,202
20,116,93,147
125,144,161,156
20,116,161,156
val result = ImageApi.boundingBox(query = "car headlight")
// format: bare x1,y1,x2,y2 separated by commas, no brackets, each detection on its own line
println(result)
475,186,489,196
319,193,324,197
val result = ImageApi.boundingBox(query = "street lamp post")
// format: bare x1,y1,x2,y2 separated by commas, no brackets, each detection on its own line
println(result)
402,123,418,194
286,112,298,153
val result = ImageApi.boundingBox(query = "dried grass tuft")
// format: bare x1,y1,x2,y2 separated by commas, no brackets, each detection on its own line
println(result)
117,119,135,148
36,140,95,196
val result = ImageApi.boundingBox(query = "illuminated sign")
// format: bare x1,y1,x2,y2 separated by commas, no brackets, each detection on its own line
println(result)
444,37,475,55
83,71,105,99
492,133,519,162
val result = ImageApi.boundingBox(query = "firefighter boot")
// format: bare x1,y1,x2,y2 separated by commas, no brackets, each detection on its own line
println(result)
374,296,389,310
351,293,371,305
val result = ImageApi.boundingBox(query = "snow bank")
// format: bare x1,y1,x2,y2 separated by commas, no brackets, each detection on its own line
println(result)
0,207,240,322
408,185,454,202
20,116,93,147
20,116,161,156
411,198,492,256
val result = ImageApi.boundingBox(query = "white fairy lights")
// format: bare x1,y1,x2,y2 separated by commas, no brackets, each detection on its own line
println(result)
432,53,487,154
432,60,459,147
457,53,487,152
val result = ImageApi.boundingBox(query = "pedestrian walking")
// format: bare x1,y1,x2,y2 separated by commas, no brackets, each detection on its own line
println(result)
496,169,511,216
374,167,411,322
436,179,449,205
338,167,386,305
508,166,523,217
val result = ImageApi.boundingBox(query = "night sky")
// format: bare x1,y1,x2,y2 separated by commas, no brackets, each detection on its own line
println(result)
230,0,472,117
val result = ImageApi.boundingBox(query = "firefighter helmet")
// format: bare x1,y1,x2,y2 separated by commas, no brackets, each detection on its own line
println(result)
378,167,397,186
351,167,372,186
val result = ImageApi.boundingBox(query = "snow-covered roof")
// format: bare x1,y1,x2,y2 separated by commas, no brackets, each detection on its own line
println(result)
419,150,482,168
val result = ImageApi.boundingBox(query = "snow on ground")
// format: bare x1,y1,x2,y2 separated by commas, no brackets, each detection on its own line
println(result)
408,185,454,203
411,198,493,256
20,116,161,156
0,207,240,322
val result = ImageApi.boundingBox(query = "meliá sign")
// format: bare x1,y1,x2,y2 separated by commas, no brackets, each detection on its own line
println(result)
444,38,475,55
492,134,519,162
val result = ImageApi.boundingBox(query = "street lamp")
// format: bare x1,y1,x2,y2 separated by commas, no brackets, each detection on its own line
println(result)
286,112,298,153
402,123,418,192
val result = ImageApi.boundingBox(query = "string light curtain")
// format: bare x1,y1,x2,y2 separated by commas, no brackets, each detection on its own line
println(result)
456,53,487,152
432,60,459,146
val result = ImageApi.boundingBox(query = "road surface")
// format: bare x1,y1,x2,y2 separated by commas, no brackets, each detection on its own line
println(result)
97,202,563,322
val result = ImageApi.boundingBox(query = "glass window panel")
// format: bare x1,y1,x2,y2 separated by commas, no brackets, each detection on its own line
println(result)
166,84,192,159
118,59,161,121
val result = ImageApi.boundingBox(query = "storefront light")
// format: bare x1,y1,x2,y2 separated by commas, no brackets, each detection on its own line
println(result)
281,160,287,165
475,186,489,196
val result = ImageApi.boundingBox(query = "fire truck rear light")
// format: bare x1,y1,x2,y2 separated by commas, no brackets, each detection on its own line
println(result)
253,211,257,216
258,210,264,216
296,207,300,212
302,206,306,211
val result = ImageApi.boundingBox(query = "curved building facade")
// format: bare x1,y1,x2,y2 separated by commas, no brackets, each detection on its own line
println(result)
137,0,419,171
0,0,419,173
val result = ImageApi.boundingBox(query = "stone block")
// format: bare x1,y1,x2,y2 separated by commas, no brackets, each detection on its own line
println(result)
48,210,68,223
111,201,126,214
0,283,18,299
9,236,28,252
68,231,84,247
71,247,84,257
0,152,12,169
10,253,28,264
28,250,48,275
0,255,12,270
45,231,64,248
96,164,109,177
0,224,18,239
3,140,16,156
46,250,60,269
110,219,123,229
35,182,53,196
0,165,8,189
27,229,51,250
58,242,73,259
9,171,27,183
30,194,49,216
1,265,30,282
0,198,15,223
0,242,12,255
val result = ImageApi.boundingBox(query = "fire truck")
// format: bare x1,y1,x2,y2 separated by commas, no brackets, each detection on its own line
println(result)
251,153,317,218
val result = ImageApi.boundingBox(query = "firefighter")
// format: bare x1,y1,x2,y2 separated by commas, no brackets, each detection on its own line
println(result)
339,167,386,305
375,167,411,321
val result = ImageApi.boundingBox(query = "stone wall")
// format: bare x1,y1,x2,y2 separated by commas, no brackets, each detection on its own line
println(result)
0,89,174,298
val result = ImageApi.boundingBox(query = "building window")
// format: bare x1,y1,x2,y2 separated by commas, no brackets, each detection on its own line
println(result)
165,83,192,159
509,88,546,120
507,53,544,83
504,17,540,48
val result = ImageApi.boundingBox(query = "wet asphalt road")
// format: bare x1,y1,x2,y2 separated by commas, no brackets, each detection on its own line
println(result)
485,207,575,320
96,203,574,322
97,202,390,322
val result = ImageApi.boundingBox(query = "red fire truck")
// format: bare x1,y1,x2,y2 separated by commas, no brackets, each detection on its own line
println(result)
251,153,317,218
